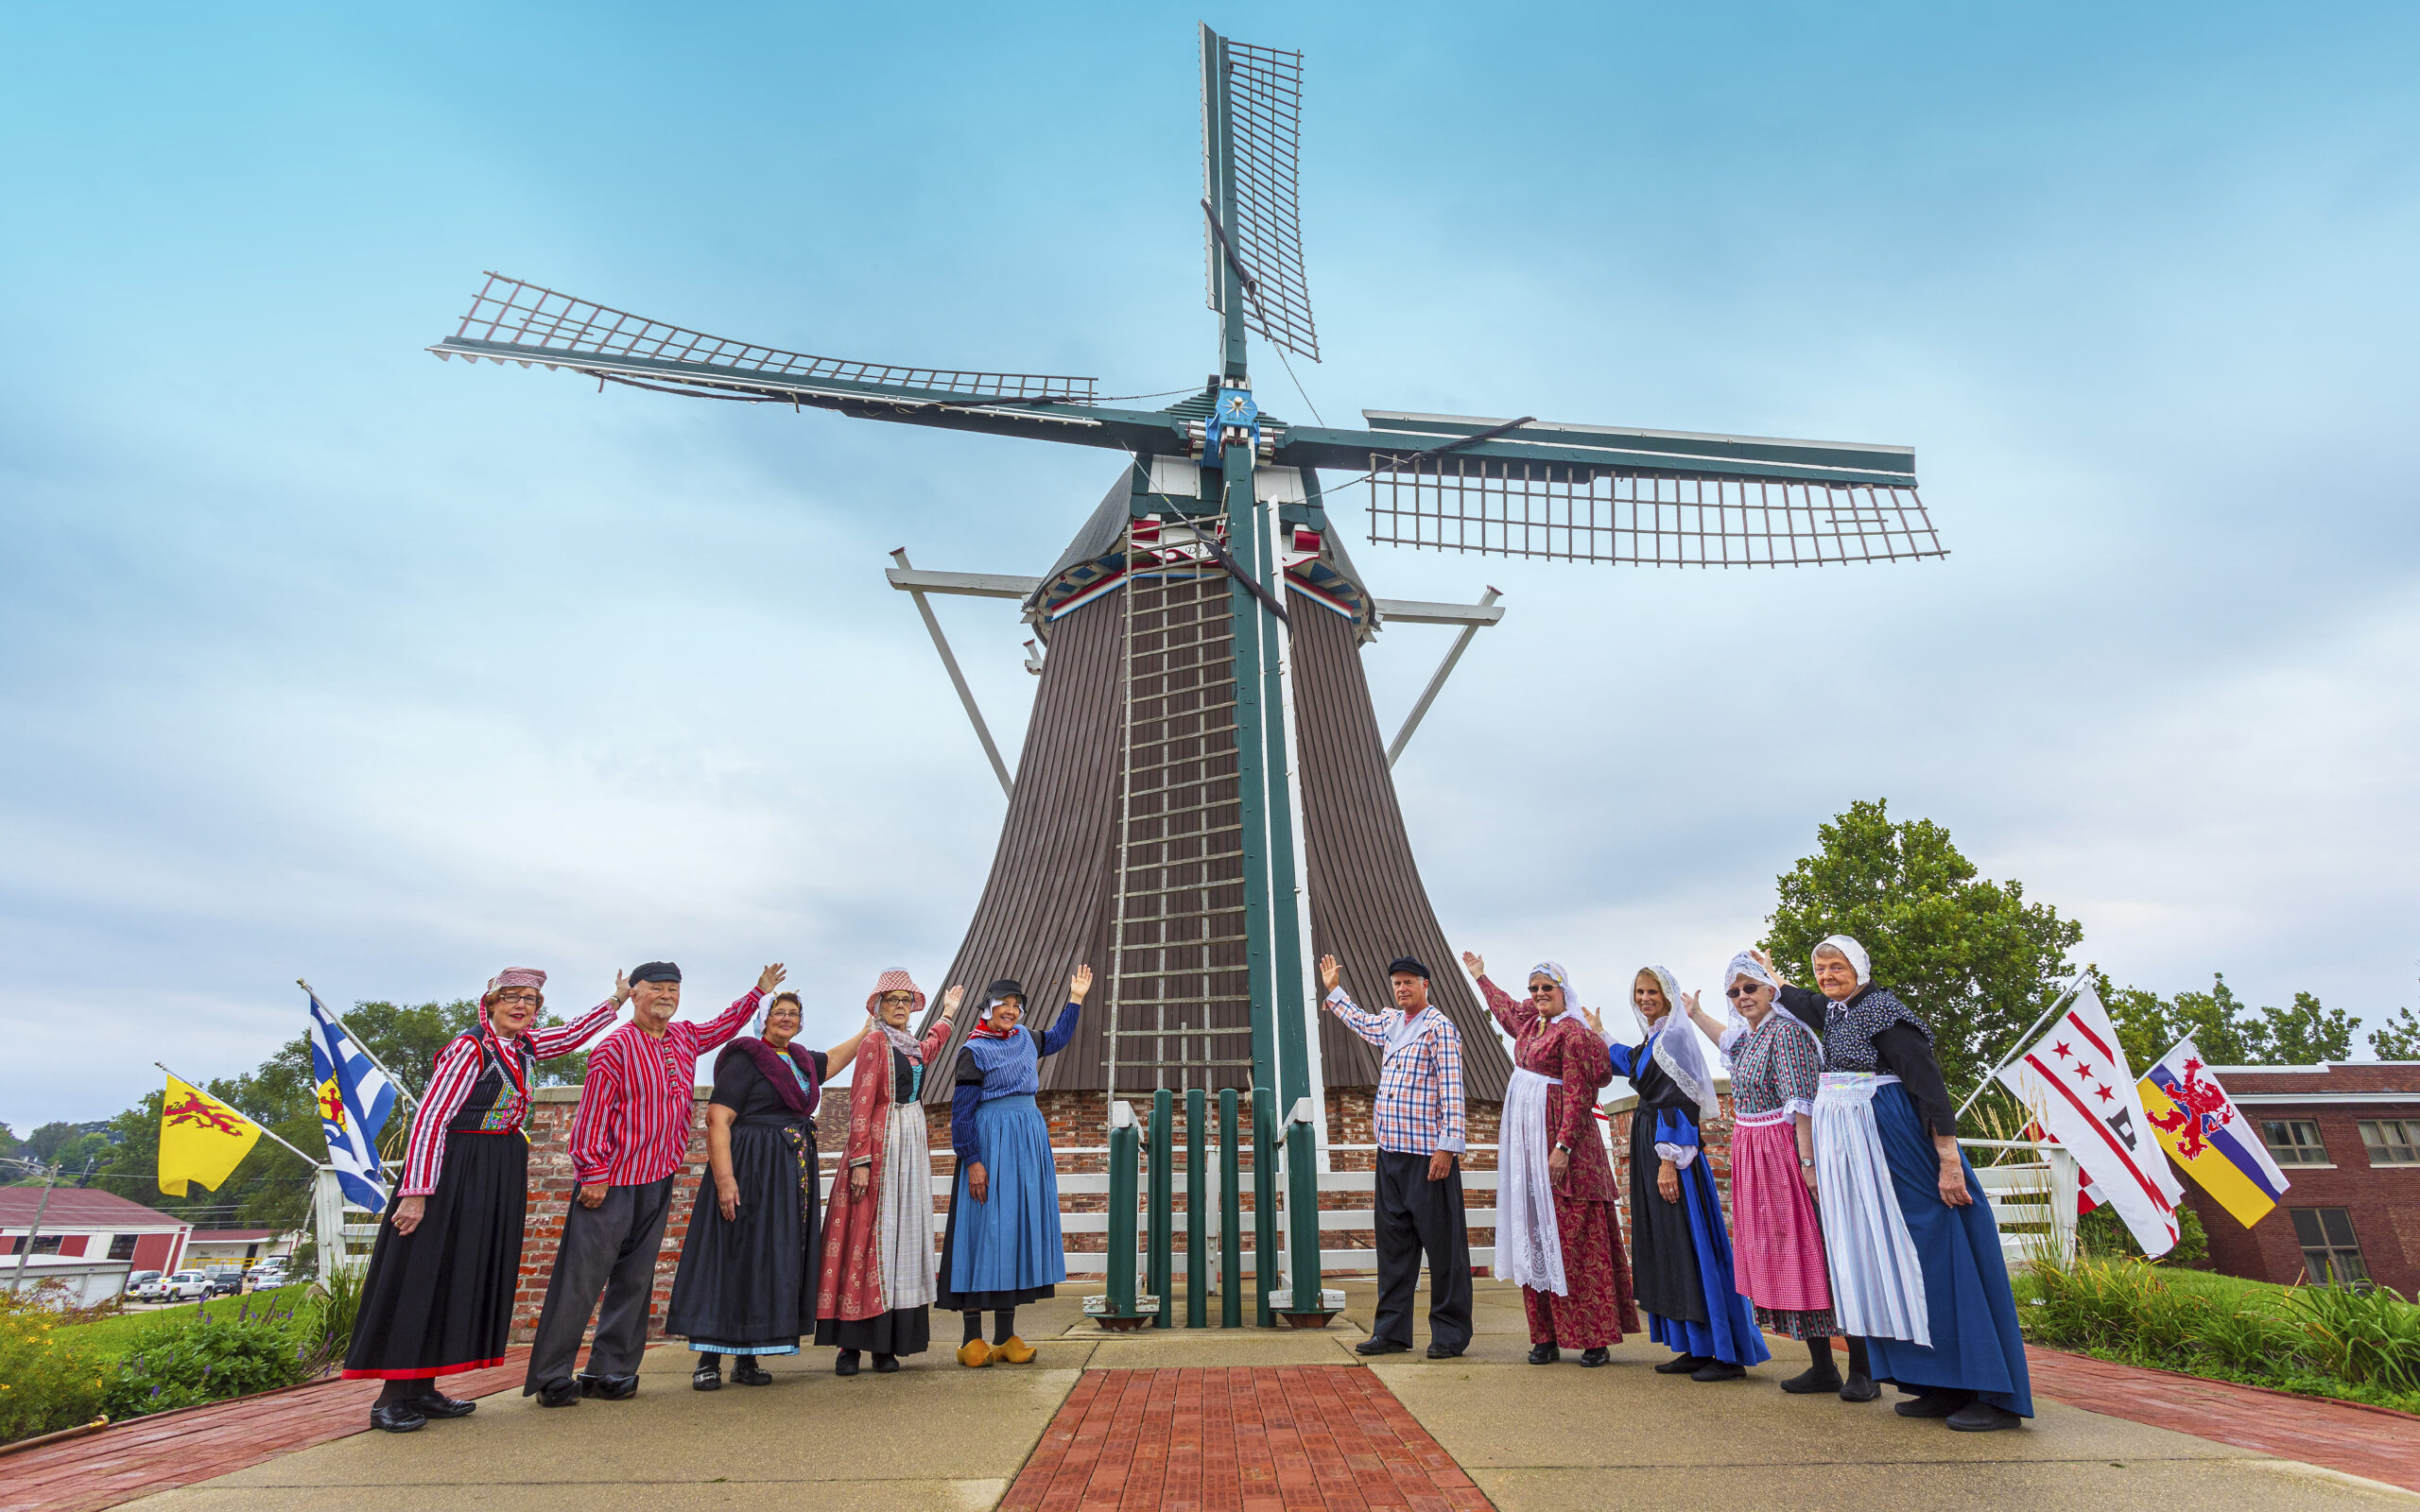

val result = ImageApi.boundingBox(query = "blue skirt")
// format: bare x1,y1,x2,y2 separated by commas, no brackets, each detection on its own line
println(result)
1863,1082,2034,1416
1646,1155,1769,1367
942,1094,1063,1302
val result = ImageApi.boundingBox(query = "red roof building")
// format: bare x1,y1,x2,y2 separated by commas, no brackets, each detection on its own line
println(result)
0,1187,194,1276
2188,1062,2420,1297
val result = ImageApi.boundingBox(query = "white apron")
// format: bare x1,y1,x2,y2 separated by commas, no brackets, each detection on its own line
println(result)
1499,1066,1567,1296
1812,1072,1929,1347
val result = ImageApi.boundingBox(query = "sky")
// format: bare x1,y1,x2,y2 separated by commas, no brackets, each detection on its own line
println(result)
4,2,2417,1126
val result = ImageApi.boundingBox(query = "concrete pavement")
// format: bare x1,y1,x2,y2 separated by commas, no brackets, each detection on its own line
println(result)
113,1281,2416,1512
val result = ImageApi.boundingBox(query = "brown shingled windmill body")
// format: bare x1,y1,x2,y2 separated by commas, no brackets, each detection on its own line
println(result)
431,25,1945,1301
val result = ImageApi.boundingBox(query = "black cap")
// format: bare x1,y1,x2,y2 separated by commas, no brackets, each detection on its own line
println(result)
983,977,1027,1005
1387,956,1431,981
630,961,683,985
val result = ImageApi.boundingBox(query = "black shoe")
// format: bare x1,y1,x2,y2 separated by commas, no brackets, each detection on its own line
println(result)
1653,1354,1711,1375
1840,1374,1880,1403
1356,1336,1409,1355
1689,1361,1746,1382
1579,1348,1609,1368
1894,1391,1970,1418
1527,1343,1561,1366
873,1353,899,1374
579,1373,640,1400
370,1400,426,1433
835,1349,861,1378
692,1364,722,1391
534,1377,581,1408
1945,1401,2022,1433
730,1363,773,1386
1425,1341,1465,1360
1781,1365,1843,1395
412,1391,476,1418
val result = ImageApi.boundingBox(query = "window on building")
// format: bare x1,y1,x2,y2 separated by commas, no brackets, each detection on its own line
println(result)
107,1234,138,1261
2357,1119,2418,1165
2262,1119,2329,1164
2290,1208,2369,1286
23,1235,64,1255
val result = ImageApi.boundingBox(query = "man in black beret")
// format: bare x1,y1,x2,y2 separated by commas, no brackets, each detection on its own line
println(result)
1318,951,1472,1359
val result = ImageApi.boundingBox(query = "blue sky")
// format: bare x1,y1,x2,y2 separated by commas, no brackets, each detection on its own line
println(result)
5,3,2416,1125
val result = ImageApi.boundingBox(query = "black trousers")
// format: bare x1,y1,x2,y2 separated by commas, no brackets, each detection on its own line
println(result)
523,1176,676,1391
1372,1149,1473,1349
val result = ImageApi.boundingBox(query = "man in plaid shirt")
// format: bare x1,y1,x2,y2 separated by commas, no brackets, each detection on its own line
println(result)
1321,952,1472,1359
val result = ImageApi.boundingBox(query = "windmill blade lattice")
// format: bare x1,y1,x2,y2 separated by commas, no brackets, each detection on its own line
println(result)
1201,32,1318,362
1367,455,1945,568
437,273,1098,404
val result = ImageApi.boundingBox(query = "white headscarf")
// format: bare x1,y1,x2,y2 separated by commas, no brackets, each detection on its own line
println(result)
1813,934,1871,986
1528,960,1579,1020
1633,965,1720,1125
1723,950,1817,1057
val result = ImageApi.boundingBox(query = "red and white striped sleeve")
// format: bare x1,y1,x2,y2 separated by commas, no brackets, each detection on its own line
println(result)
400,1039,483,1197
527,998,620,1060
692,988,762,1056
569,1034,629,1186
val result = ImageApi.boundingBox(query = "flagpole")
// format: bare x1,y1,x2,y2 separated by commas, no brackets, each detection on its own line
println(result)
1954,970,2090,1125
153,1061,322,1168
296,980,419,1112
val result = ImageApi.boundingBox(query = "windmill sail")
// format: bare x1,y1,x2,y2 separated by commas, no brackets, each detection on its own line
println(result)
1201,26,1318,362
1350,409,1944,567
431,273,1098,405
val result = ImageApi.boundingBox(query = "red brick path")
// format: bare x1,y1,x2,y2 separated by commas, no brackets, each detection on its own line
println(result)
999,1367,1492,1512
2023,1345,2420,1492
0,1349,532,1512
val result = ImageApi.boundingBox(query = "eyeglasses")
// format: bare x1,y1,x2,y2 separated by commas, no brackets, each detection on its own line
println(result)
880,992,915,1005
491,991,540,1005
1724,985,1765,999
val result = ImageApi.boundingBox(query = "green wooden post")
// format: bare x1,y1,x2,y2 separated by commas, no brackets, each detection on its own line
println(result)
1149,1088,1174,1329
1186,1087,1208,1329
1219,1087,1242,1329
1253,1087,1276,1327
1107,1108,1139,1320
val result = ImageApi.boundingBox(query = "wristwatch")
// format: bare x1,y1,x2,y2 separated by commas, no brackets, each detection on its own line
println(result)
1798,1156,1816,1168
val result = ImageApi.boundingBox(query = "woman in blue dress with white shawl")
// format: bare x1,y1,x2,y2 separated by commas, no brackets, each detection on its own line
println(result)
935,966,1091,1368
1595,966,1768,1380
1805,935,2031,1431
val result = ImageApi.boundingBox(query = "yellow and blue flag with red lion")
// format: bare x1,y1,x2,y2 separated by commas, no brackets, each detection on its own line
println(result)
2136,1036,2290,1229
307,991,397,1213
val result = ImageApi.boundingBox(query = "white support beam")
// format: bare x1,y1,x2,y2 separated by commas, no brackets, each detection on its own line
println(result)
1387,587,1503,767
889,549,1015,800
884,567,1042,600
1373,596,1507,627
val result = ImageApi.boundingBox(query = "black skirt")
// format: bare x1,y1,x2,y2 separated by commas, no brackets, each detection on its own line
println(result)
1627,1109,1708,1324
666,1119,821,1351
342,1131,526,1378
813,1306,933,1354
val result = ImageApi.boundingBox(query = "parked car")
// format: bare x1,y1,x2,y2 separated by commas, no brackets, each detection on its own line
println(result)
201,1273,244,1298
126,1269,163,1301
162,1270,211,1302
243,1265,287,1293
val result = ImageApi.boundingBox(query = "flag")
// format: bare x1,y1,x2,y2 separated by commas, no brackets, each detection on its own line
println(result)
1996,982,2187,1258
158,1074,261,1196
2139,1037,2289,1229
307,992,398,1213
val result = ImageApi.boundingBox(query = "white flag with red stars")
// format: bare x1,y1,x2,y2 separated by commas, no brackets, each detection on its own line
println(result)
1996,983,2186,1257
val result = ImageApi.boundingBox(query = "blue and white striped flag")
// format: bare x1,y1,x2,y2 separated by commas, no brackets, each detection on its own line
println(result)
307,992,397,1213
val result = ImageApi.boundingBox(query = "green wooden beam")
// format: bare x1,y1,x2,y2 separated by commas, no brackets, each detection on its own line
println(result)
1272,422,1920,488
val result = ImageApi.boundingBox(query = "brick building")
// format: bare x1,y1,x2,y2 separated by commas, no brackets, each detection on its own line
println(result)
2187,1062,2420,1297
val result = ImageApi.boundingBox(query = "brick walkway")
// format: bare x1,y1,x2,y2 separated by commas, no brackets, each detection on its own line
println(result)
0,1349,531,1512
2022,1345,2420,1493
1000,1367,1493,1512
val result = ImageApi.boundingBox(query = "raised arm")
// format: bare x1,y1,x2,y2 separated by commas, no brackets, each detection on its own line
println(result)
527,997,622,1059
1602,1038,1646,1082
696,981,770,1056
1476,973,1536,1039
1037,1002,1082,1057
918,985,965,1061
824,1023,874,1071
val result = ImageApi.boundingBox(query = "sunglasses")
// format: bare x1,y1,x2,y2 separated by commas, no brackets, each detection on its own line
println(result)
1528,984,1561,997
1725,984,1766,999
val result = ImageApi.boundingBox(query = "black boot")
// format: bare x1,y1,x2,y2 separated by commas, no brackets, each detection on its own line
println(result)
692,1358,722,1391
1840,1335,1879,1402
835,1349,861,1377
1689,1360,1746,1382
534,1376,581,1408
873,1352,899,1373
1527,1342,1561,1365
1781,1337,1843,1395
1579,1348,1610,1368
729,1354,773,1386
370,1380,426,1433
1653,1353,1711,1375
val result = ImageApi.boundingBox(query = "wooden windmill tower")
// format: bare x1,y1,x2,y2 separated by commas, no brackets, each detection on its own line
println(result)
429,25,1945,1299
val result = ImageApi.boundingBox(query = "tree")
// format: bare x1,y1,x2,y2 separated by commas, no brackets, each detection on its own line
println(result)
2368,999,2420,1061
25,1122,80,1163
2099,971,2354,1068
1765,799,2083,1102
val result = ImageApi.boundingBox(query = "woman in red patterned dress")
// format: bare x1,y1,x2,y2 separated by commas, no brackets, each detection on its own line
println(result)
1462,952,1638,1366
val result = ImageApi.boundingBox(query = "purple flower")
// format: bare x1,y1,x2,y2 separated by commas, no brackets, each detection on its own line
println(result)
150,1385,162,1398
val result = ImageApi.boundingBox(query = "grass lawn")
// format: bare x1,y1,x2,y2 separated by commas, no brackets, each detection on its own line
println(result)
59,1285,314,1360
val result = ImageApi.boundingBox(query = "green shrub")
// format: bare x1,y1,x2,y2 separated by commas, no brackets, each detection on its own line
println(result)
102,1300,314,1418
0,1293,110,1445
2188,1302,2300,1378
2078,1200,2210,1268
298,1262,365,1372
2286,1282,2420,1393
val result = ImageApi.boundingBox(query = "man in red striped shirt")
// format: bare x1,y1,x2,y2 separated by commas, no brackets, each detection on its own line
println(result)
524,959,786,1406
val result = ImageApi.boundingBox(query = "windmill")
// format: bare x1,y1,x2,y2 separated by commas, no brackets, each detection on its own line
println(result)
429,25,1944,1311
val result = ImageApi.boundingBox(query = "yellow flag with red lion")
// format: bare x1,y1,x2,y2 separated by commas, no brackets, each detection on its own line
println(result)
158,1074,262,1195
